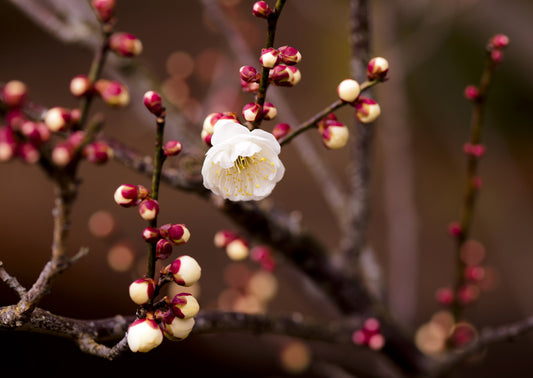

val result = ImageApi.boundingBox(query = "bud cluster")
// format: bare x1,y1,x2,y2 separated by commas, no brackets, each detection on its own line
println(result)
127,255,202,352
487,34,509,64
352,318,385,350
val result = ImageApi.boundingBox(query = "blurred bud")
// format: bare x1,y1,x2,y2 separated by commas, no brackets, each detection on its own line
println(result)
214,229,238,248
70,75,92,97
91,0,115,23
337,79,361,103
242,102,263,122
463,143,486,158
0,126,17,162
169,255,201,286
278,46,301,65
354,97,381,123
448,221,463,238
138,199,159,221
464,85,480,101
163,140,182,156
239,65,260,83
94,79,130,107
490,49,504,64
51,142,74,167
44,107,72,132
137,184,150,200
262,102,278,121
259,48,280,69
156,238,173,260
1,80,27,108
319,121,349,149
457,284,479,305
251,246,276,271
143,90,164,116
18,142,40,164
368,334,385,350
84,141,113,164
252,1,272,18
129,278,156,305
162,316,195,341
21,121,49,145
465,266,485,282
110,32,143,57
225,238,250,261
272,123,291,140
367,57,389,81
171,293,200,319
489,34,509,49
114,184,139,207
127,318,163,353
142,227,160,243
435,287,454,306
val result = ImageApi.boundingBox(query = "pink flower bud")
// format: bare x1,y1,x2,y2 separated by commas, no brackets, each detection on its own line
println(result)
214,229,238,248
490,49,504,63
354,97,381,123
489,34,509,49
156,238,173,260
17,142,39,164
251,246,276,271
142,227,160,243
83,141,113,164
0,126,17,162
320,121,349,149
367,57,389,81
241,79,260,93
94,79,130,107
201,112,238,145
109,32,143,57
226,238,250,261
252,1,272,18
465,266,485,282
163,140,182,156
352,329,368,345
129,278,156,305
70,75,93,97
21,121,50,145
457,284,479,305
363,318,381,333
127,318,163,353
51,142,74,167
278,46,301,65
463,143,486,158
337,79,361,103
162,316,195,341
270,65,301,86
239,65,260,83
169,255,201,286
114,184,139,207
161,223,190,245
91,0,115,23
171,293,200,319
44,107,72,132
137,184,150,200
262,102,278,121
5,110,25,130
368,334,385,350
272,123,291,140
435,287,454,306
464,85,480,101
259,48,280,69
242,102,263,122
1,80,27,108
143,90,164,116
448,221,463,238
139,199,159,221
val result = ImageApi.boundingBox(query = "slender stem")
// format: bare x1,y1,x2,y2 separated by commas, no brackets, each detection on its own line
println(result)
252,0,287,128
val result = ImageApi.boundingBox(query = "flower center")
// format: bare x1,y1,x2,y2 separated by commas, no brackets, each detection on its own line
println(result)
234,155,253,173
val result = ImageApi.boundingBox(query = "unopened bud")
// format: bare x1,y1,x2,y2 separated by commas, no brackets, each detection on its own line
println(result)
465,266,485,282
278,46,301,65
242,102,263,122
137,184,150,200
114,184,139,207
162,316,195,341
319,121,349,149
367,57,389,81
489,34,510,49
448,221,463,238
94,79,130,107
259,48,280,69
272,123,291,140
354,97,381,123
0,127,17,162
239,65,260,83
44,107,72,132
463,143,485,158
70,75,93,97
156,238,173,260
457,284,479,305
163,140,182,156
214,230,237,248
241,79,260,93
169,255,201,286
270,65,301,87
252,1,272,18
129,278,156,305
21,121,49,145
84,141,113,164
142,227,160,243
464,85,480,101
139,199,159,221
1,80,27,108
490,49,504,63
337,79,361,103
110,32,143,57
262,102,277,120
161,223,190,245
202,112,238,146
435,287,454,305
127,318,163,353
171,293,200,319
143,90,164,116
225,238,250,261
91,0,115,23
51,142,74,167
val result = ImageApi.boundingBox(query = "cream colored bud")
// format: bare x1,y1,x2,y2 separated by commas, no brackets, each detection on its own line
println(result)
337,79,361,102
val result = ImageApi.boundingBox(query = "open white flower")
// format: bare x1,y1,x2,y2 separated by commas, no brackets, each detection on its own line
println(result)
201,120,285,201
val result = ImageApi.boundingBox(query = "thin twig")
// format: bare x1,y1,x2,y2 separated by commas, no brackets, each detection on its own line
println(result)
0,261,27,298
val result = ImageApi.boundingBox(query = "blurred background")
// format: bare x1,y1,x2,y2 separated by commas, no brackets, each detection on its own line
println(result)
1,0,533,376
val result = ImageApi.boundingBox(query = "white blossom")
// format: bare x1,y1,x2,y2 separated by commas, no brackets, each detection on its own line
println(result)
201,120,285,201
127,319,163,353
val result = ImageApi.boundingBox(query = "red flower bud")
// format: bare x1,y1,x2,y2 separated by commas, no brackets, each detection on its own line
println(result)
163,140,182,156
272,123,291,140
252,1,272,19
94,79,130,107
109,32,143,57
1,80,27,108
91,0,115,23
143,90,164,116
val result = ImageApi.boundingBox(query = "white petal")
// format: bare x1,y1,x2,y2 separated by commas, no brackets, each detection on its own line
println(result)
211,121,249,146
